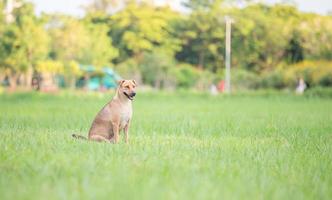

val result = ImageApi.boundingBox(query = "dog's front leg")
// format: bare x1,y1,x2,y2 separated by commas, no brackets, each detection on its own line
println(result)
112,121,120,143
124,120,131,144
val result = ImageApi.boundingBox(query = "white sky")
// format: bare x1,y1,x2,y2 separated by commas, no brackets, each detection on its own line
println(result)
28,0,332,16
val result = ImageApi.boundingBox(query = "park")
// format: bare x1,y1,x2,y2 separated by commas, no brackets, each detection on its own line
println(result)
1,0,332,199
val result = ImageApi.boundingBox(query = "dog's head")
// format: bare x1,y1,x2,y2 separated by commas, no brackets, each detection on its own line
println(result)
118,79,137,100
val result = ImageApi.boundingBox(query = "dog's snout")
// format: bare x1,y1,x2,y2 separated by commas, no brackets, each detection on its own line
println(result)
131,92,136,97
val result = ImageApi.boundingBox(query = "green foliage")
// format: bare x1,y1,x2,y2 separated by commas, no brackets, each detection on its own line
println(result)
0,2,49,72
46,15,119,88
139,52,175,88
296,15,332,60
175,3,225,71
319,74,332,87
49,16,118,68
231,4,295,72
170,63,200,88
195,69,216,90
49,16,90,62
19,17,50,65
231,69,260,90
182,0,215,11
35,60,63,74
80,23,119,67
283,60,332,87
260,71,286,89
1,0,332,90
114,58,141,81
0,25,27,73
109,3,181,61
84,0,121,14
0,1,49,89
304,87,332,98
0,1,5,33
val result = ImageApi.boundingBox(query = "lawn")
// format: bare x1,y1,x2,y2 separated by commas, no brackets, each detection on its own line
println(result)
0,92,331,200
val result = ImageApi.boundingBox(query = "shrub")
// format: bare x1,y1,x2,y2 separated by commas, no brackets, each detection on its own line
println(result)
139,52,176,89
318,74,332,87
304,87,332,98
170,63,200,89
283,60,332,87
231,69,261,90
114,59,141,83
195,69,216,91
260,71,286,89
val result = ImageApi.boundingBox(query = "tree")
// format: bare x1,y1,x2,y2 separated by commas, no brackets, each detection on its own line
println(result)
296,14,332,60
0,1,4,30
0,25,25,88
176,0,225,71
109,3,181,62
18,16,49,87
48,15,119,88
49,16,89,62
182,0,217,11
80,23,119,67
47,16,88,88
83,0,122,14
139,52,175,88
0,1,5,83
230,4,296,72
0,1,49,89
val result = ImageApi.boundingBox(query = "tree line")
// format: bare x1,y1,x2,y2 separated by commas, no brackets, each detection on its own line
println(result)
0,0,332,91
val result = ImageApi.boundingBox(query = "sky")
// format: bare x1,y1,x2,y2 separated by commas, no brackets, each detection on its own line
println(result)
27,0,332,16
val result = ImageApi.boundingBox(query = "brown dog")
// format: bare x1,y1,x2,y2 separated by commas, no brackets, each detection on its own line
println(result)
73,79,136,143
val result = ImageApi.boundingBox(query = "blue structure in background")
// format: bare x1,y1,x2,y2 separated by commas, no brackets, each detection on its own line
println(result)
80,65,122,90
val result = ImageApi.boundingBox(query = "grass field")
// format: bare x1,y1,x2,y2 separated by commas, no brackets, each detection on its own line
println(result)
0,92,331,200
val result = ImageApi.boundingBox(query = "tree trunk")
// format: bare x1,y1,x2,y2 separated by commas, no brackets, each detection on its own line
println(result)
134,51,144,63
154,76,161,89
23,66,33,89
198,50,205,69
8,73,18,90
25,51,33,89
0,74,5,86
70,77,76,89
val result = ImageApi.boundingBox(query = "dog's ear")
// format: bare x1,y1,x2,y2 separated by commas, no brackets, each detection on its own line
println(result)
118,80,125,86
132,80,137,86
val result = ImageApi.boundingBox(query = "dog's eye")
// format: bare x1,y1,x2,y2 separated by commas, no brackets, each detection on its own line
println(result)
126,86,130,89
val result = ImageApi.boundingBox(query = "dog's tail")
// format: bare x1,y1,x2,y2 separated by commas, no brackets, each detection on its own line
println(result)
72,134,88,140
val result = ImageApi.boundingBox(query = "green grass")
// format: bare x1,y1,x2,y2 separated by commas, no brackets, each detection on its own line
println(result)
0,92,331,200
